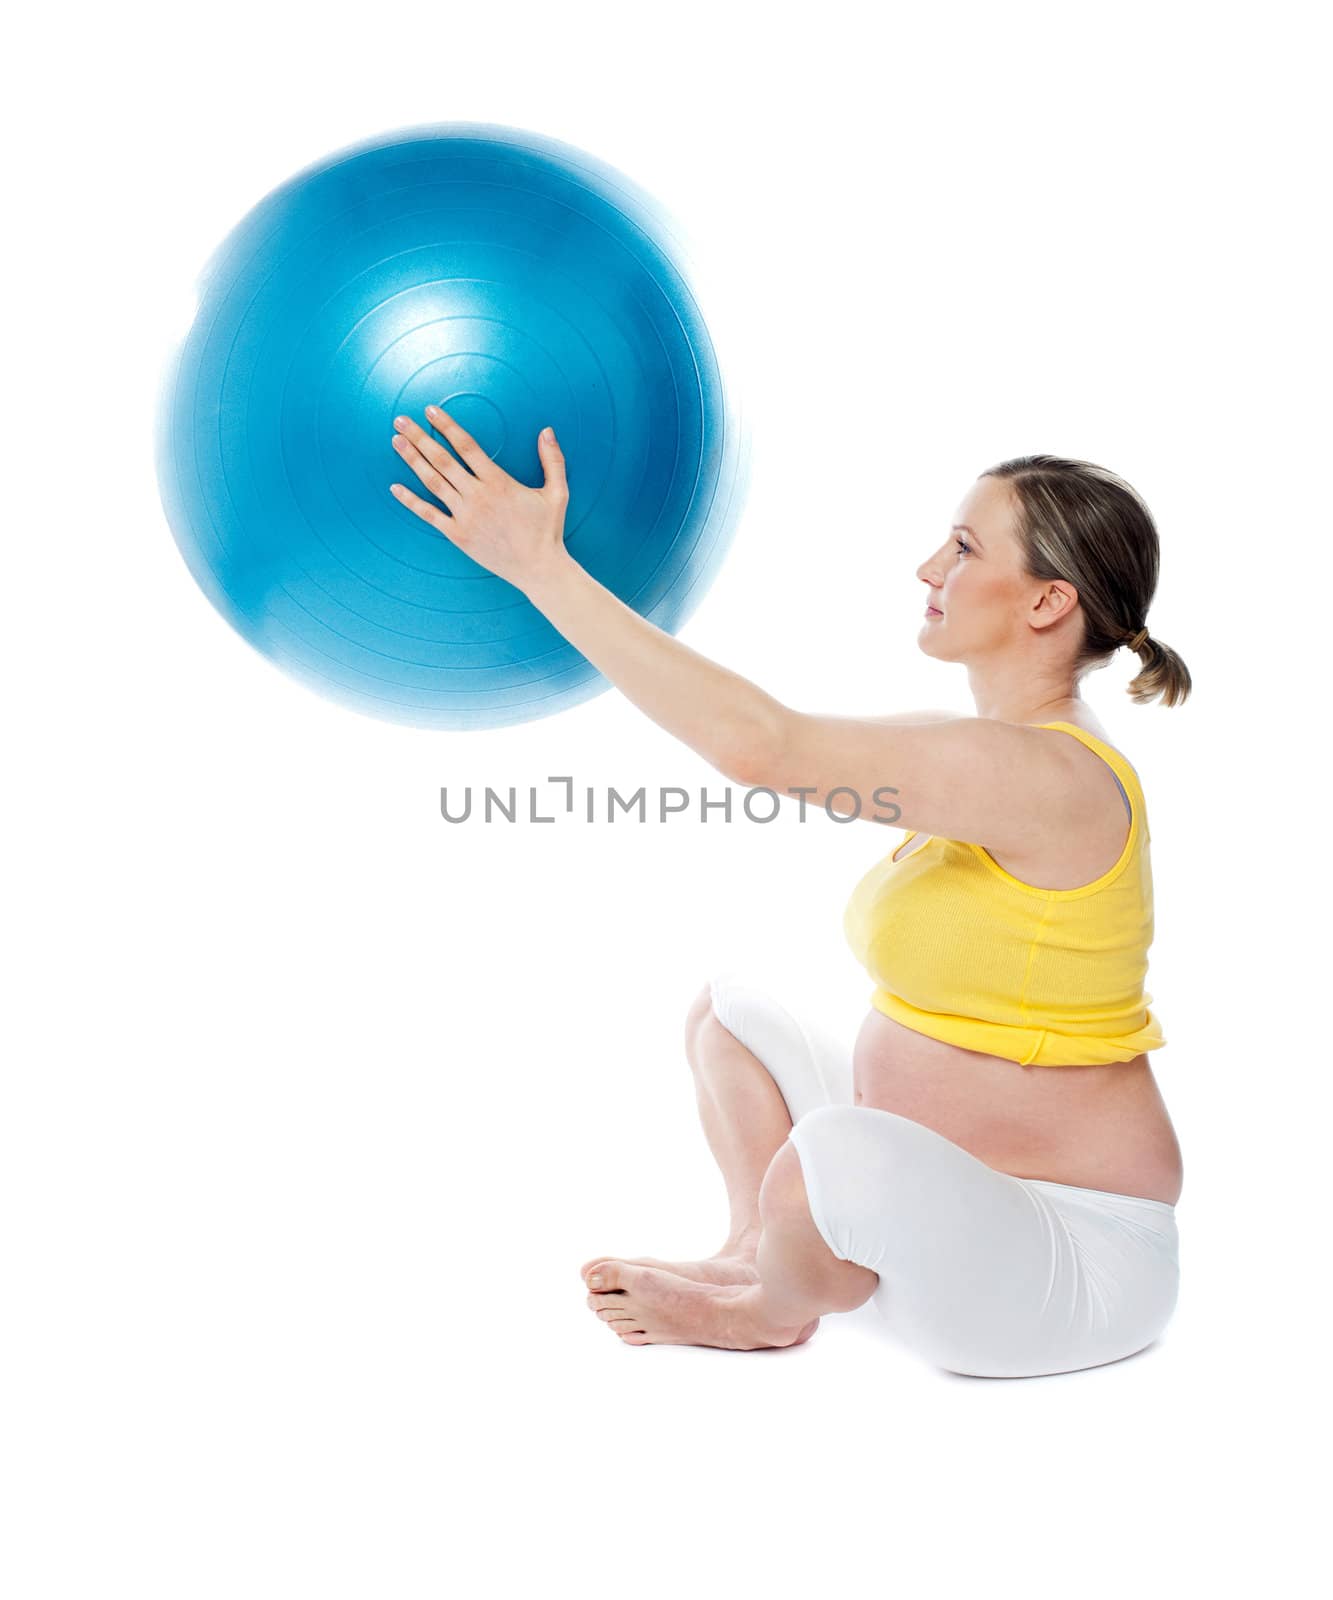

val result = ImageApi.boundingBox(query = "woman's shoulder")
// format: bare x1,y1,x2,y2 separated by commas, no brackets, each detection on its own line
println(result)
1028,720,1146,840
1030,717,1135,770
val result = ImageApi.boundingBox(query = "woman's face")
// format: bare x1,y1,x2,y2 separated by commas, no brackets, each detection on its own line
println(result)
915,476,1065,660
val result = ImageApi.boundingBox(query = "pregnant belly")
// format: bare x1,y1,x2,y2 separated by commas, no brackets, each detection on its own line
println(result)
851,1007,1185,1205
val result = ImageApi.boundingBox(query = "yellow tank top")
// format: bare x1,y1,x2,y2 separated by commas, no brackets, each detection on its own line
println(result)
843,721,1165,1067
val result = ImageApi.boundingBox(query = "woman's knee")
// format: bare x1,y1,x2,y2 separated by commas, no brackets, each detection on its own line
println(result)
783,1105,928,1271
759,1140,844,1258
687,972,758,1056
684,980,720,1057
760,1138,880,1308
756,1138,808,1218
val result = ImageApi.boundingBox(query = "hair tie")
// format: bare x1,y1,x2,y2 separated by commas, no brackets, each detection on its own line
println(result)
1125,626,1149,652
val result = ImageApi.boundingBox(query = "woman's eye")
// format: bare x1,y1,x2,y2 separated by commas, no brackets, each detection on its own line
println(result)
955,537,972,556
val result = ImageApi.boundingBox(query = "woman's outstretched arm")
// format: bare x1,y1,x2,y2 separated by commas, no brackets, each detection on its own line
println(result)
387,407,1081,850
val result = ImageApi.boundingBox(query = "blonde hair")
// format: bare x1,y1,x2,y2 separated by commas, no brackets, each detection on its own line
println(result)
983,454,1192,708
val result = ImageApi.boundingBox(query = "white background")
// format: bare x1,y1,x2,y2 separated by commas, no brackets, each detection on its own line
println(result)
6,1,1329,1594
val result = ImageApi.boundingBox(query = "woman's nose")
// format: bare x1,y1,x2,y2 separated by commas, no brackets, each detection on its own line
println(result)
917,540,953,586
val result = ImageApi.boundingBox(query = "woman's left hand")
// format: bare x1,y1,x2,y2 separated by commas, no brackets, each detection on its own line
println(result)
389,406,570,593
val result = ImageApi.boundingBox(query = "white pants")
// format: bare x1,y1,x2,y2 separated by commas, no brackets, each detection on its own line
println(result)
709,972,1181,1379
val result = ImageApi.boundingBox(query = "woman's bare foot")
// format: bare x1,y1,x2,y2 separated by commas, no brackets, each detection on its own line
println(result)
580,1249,758,1287
584,1261,817,1349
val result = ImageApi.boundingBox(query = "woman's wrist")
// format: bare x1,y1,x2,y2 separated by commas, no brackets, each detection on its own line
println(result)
519,546,582,607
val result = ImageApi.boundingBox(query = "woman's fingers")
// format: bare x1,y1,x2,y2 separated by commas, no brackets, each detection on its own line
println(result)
391,431,464,513
388,480,467,544
392,416,467,497
424,404,496,480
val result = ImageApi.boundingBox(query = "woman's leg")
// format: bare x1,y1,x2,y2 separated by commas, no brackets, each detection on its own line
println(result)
582,977,1179,1364
683,983,799,1257
582,973,858,1277
785,1104,1181,1376
689,972,862,1256
581,980,807,1283
583,976,880,1342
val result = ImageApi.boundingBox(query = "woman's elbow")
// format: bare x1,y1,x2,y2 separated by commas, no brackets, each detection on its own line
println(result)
724,707,792,791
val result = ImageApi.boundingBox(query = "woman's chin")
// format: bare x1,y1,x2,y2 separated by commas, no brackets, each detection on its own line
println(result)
917,624,957,662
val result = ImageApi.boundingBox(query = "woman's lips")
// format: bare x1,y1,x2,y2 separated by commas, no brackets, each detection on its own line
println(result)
925,606,943,617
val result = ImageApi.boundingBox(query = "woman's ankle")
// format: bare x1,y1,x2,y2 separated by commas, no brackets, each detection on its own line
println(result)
717,1224,762,1261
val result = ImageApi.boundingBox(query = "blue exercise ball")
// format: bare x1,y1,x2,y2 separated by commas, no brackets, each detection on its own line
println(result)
155,122,751,730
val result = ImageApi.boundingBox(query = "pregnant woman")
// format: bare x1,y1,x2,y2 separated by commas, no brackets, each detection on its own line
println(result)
390,413,1192,1378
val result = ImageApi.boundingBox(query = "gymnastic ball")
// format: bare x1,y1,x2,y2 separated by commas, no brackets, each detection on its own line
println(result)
155,122,751,730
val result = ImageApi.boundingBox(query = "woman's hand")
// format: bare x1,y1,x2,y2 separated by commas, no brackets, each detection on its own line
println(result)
391,403,780,777
389,406,571,594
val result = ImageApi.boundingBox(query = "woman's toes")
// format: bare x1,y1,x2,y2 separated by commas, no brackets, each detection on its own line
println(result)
586,1262,628,1294
591,1296,643,1336
586,1263,642,1331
